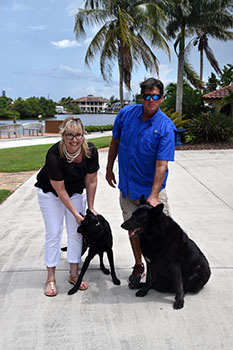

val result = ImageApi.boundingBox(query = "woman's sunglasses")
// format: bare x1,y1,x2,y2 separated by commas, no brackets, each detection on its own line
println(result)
142,94,161,101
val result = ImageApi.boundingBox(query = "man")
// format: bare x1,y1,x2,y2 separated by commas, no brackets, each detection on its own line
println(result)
106,77,176,288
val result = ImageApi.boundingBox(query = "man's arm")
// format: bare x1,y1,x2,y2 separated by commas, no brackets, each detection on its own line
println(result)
105,137,120,188
147,160,168,207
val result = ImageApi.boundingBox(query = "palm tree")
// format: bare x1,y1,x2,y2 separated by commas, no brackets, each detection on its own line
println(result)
73,0,170,107
160,0,203,115
193,31,221,82
160,0,233,115
192,1,233,82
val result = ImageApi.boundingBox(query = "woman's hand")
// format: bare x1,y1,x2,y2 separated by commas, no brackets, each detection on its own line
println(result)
75,212,85,225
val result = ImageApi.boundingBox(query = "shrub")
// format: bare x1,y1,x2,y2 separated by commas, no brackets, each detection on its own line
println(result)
162,108,189,129
187,112,233,143
85,124,113,133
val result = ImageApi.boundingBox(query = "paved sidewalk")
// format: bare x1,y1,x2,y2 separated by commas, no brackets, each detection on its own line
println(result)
0,139,233,349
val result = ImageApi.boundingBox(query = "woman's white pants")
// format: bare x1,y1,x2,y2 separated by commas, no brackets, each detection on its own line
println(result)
37,188,86,267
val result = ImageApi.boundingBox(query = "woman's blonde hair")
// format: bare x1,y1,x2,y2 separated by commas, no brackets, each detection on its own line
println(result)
59,116,91,158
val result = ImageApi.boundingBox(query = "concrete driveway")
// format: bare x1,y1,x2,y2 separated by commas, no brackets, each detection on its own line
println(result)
0,148,233,350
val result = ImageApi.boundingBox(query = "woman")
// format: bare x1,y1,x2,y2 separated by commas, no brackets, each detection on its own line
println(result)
35,116,99,296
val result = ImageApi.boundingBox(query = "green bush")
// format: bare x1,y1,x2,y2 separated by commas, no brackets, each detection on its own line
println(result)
187,112,233,143
163,82,207,119
162,108,189,129
85,124,113,133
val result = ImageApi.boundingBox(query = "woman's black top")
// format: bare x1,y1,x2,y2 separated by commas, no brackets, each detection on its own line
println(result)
34,141,99,197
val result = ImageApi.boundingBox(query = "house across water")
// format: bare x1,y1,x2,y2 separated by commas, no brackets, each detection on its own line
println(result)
73,95,110,113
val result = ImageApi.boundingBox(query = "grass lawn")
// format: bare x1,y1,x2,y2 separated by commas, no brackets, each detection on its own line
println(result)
0,135,111,203
0,136,111,172
0,189,11,204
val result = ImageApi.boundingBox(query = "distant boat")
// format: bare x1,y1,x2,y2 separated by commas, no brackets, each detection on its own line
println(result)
55,105,67,114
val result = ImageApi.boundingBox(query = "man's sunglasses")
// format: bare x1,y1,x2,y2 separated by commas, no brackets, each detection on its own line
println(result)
65,133,83,140
142,94,161,101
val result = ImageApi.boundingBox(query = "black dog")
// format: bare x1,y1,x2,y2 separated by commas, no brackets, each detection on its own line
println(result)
121,196,211,309
68,209,121,295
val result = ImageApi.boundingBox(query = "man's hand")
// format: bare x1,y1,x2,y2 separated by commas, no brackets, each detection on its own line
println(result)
88,208,98,216
146,195,160,207
106,169,117,188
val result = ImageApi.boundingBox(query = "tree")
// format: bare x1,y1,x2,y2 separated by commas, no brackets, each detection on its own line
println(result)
192,1,233,82
58,97,81,114
219,64,233,87
74,0,170,107
161,0,233,115
13,97,56,119
161,0,203,115
205,64,233,92
205,72,219,93
193,31,221,82
163,81,207,119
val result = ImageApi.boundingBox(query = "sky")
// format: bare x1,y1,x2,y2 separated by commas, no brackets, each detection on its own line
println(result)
0,0,232,102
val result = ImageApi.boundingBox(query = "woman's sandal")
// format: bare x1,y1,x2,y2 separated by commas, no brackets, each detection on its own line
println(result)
44,280,57,297
68,275,88,291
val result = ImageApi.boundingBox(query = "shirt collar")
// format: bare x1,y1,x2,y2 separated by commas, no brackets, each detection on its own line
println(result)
137,105,161,125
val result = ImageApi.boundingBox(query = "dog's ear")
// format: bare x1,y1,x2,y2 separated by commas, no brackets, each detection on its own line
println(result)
150,203,164,216
77,225,84,233
140,195,147,205
86,208,92,215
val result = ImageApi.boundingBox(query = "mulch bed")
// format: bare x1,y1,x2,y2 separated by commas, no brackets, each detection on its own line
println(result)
175,141,233,151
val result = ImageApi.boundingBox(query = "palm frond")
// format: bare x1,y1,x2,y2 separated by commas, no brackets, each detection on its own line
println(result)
184,62,202,89
204,43,222,75
99,26,118,81
134,34,160,75
74,9,112,40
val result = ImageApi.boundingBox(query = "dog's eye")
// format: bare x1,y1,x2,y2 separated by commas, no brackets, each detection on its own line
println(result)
96,222,100,227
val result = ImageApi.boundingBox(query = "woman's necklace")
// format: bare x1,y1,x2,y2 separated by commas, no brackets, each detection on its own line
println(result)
63,144,82,163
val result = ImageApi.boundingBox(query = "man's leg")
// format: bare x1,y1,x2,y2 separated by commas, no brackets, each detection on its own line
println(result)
119,192,145,287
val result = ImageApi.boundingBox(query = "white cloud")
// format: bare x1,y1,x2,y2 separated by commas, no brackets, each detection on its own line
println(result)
0,0,28,11
56,65,103,83
51,39,81,48
28,24,47,31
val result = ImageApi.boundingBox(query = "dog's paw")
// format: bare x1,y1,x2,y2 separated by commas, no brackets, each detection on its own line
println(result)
135,289,148,297
112,275,121,285
173,299,184,309
67,287,77,296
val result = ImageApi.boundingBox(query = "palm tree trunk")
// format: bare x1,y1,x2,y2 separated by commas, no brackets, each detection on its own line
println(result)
176,26,185,115
200,48,204,83
118,42,124,108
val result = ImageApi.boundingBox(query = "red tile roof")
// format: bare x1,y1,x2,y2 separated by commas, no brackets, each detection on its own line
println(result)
73,95,109,103
203,84,233,99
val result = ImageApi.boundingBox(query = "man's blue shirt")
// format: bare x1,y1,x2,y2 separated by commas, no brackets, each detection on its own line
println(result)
112,104,176,200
